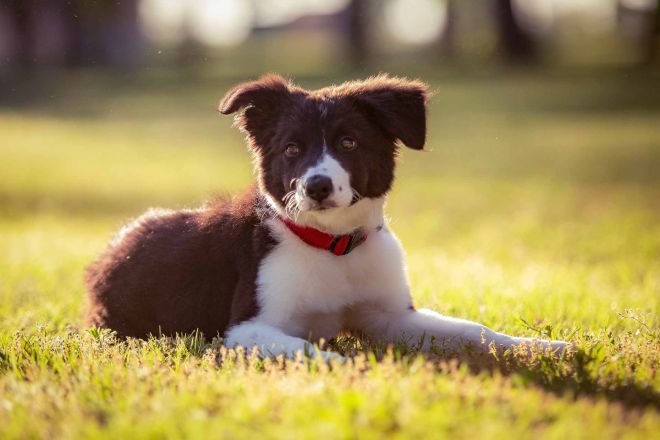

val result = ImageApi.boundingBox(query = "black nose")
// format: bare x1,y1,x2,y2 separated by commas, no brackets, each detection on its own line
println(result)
304,175,333,202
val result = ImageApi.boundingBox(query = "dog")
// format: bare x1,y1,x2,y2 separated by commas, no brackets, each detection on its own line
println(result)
85,74,567,360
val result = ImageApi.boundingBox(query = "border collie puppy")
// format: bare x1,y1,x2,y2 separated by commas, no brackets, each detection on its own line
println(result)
85,74,567,359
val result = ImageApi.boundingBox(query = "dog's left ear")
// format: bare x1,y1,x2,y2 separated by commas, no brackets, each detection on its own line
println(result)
345,75,429,150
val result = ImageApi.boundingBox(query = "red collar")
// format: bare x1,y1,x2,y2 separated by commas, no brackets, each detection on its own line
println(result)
280,217,368,256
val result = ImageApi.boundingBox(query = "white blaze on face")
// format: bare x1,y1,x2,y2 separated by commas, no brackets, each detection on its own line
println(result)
298,153,353,210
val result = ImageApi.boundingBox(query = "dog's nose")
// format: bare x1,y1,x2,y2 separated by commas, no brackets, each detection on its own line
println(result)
304,175,333,202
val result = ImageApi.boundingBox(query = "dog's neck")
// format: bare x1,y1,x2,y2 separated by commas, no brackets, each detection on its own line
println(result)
261,192,386,236
279,217,372,256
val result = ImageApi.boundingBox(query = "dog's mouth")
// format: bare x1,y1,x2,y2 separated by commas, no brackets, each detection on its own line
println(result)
280,185,354,219
307,200,338,211
279,194,340,219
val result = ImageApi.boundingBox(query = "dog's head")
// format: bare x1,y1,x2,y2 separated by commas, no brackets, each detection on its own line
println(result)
219,74,428,233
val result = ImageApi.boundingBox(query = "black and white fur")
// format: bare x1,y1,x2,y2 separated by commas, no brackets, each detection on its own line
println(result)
85,74,567,361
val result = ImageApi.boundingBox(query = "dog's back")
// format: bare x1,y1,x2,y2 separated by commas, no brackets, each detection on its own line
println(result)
84,187,273,338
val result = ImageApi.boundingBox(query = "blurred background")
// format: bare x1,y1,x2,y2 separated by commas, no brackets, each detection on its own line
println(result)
1,0,659,72
0,1,658,327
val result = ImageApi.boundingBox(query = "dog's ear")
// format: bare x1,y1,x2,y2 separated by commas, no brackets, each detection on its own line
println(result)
343,75,428,150
218,74,293,143
218,74,290,115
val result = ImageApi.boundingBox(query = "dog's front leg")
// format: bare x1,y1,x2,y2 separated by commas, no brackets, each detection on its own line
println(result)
348,306,567,355
224,320,343,361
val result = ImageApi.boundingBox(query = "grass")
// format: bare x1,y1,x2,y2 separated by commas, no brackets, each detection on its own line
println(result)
0,68,659,439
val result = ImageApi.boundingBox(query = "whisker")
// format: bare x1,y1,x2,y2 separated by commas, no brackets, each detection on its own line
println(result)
282,192,295,204
282,188,299,206
284,193,301,221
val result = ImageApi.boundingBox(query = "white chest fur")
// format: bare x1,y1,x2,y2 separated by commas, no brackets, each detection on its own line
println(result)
254,218,412,340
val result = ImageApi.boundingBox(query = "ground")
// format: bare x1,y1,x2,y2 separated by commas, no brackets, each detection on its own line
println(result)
0,69,658,439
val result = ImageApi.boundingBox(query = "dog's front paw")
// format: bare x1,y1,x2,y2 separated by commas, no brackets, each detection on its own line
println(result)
551,339,576,355
509,337,573,358
534,339,574,357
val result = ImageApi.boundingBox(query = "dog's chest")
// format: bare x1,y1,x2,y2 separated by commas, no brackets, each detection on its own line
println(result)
253,220,410,338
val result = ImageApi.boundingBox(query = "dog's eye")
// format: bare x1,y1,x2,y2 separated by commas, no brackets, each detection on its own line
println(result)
340,137,357,151
284,143,300,157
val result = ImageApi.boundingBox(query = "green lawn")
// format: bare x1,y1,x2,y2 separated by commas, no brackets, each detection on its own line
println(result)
0,70,658,439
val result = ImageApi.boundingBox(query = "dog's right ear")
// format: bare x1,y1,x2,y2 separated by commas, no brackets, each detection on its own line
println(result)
218,74,292,143
218,73,290,115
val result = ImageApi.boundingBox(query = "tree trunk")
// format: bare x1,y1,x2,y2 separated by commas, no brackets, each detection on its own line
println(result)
8,0,35,69
438,0,456,58
641,1,659,65
493,0,536,63
346,0,368,69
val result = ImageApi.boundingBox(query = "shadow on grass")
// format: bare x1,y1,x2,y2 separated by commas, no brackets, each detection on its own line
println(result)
328,332,660,411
